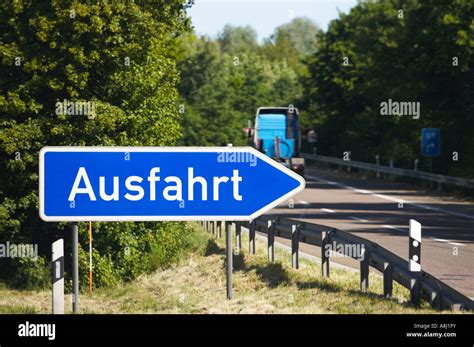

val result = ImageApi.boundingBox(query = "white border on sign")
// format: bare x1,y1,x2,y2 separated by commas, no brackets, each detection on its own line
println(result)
39,146,306,222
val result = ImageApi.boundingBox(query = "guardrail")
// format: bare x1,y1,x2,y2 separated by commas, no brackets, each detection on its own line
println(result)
301,153,474,189
201,217,474,311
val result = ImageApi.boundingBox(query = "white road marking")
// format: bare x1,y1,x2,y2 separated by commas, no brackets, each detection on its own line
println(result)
308,174,469,247
349,216,369,222
431,237,450,243
429,237,464,247
298,200,310,205
306,174,474,220
383,225,406,233
321,208,336,213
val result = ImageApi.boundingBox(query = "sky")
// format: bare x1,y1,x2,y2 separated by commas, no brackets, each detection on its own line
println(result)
187,0,359,41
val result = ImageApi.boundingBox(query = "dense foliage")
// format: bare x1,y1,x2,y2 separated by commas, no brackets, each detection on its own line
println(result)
303,0,474,176
178,1,473,178
177,19,321,146
0,0,191,289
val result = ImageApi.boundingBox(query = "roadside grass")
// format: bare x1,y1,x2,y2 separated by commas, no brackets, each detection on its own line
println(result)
0,223,456,314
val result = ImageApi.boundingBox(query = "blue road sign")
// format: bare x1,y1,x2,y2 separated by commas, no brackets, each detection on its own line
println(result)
39,147,305,222
421,128,440,156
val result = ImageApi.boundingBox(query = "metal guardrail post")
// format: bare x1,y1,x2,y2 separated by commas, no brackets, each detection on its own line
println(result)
249,220,256,255
360,248,369,292
217,221,222,239
211,221,215,236
267,219,275,262
321,231,330,278
383,262,393,298
375,155,380,178
291,224,299,269
410,278,421,307
236,222,242,250
430,289,441,309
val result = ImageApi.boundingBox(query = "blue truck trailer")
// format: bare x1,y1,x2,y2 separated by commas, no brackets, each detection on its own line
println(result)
252,107,305,177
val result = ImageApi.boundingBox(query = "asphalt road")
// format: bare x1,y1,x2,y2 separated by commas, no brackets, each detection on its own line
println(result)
268,167,474,298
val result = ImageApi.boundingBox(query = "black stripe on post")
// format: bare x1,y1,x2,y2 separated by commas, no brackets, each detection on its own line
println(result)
52,256,64,284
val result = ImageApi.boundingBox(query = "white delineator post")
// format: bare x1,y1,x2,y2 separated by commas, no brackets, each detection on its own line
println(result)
409,219,421,306
409,219,421,272
52,239,64,314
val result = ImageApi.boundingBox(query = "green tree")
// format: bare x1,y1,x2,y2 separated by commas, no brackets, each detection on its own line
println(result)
0,0,191,288
177,20,315,147
218,24,259,54
303,0,474,177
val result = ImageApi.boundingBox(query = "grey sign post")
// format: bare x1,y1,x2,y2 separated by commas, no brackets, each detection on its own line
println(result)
225,222,233,300
52,239,64,314
72,222,79,313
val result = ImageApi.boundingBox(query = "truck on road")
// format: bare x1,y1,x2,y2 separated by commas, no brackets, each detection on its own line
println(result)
251,107,305,177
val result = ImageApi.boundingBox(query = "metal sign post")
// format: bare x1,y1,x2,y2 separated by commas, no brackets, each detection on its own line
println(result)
72,222,79,313
225,222,233,300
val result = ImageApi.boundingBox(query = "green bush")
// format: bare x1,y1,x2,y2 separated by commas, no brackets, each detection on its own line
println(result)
7,256,50,290
75,222,193,291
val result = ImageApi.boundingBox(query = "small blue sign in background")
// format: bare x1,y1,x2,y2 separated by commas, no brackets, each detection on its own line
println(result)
421,128,441,157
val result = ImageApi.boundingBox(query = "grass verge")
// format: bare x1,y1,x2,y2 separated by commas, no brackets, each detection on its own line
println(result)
0,223,454,313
